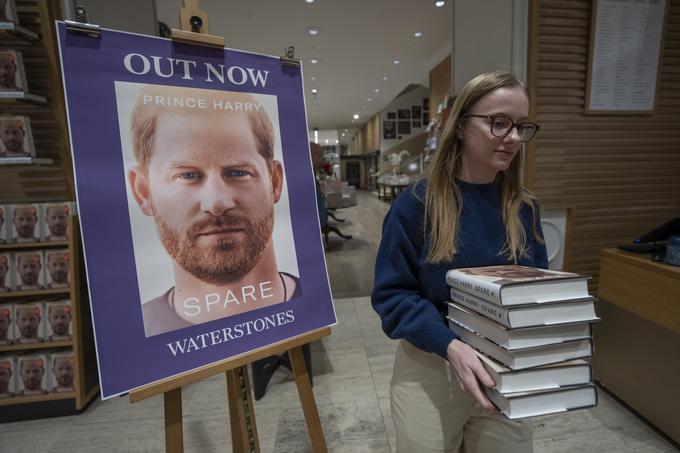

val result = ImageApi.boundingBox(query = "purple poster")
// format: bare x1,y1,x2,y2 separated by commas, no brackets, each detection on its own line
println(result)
56,23,336,398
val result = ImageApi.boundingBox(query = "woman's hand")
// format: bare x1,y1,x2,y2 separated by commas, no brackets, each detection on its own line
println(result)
447,339,497,411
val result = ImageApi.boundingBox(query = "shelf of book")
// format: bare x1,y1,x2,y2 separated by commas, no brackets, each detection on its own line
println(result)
0,157,54,166
0,391,75,407
0,22,40,41
0,241,68,251
0,288,70,300
0,340,72,353
0,92,48,104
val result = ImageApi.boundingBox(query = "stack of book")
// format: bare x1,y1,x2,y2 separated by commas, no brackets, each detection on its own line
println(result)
445,265,600,419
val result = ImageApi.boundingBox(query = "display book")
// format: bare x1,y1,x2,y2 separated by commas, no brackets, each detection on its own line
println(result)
0,214,98,416
445,265,599,419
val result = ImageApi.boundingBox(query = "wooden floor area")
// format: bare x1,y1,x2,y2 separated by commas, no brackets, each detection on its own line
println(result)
324,190,391,298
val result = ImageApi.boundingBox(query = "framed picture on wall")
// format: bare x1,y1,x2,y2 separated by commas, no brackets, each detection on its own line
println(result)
423,97,429,111
397,109,410,119
397,121,411,135
423,112,430,125
413,121,421,128
412,106,422,119
383,120,396,139
386,112,396,119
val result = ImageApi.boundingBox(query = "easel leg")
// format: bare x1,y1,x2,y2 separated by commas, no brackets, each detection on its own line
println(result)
164,388,183,453
289,347,328,453
227,366,261,453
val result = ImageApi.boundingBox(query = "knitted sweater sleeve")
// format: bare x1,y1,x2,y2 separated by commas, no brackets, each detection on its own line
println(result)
371,189,456,359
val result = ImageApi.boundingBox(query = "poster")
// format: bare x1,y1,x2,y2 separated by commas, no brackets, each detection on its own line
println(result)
57,23,336,398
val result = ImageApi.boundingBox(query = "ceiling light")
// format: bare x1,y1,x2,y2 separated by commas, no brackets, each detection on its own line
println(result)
310,76,316,80
310,58,319,64
383,76,388,80
335,139,339,144
308,27,321,36
353,114,359,119
325,139,329,144
341,133,346,137
374,88,379,93
393,59,400,65
368,98,372,102
311,88,318,94
435,0,445,6
305,0,314,3
344,129,348,132
414,32,422,37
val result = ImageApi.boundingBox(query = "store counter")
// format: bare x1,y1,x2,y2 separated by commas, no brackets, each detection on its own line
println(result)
593,248,680,444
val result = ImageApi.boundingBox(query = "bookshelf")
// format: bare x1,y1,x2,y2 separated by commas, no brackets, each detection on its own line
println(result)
0,0,98,422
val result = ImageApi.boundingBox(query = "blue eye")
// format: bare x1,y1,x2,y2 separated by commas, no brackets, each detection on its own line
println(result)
178,171,201,180
225,170,249,177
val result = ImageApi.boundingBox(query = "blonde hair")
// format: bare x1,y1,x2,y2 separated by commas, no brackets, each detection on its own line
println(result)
130,84,275,169
424,71,542,264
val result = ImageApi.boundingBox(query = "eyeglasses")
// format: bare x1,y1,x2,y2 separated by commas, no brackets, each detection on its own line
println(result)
462,114,540,142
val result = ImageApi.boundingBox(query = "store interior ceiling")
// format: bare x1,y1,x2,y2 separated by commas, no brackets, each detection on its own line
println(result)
154,0,453,143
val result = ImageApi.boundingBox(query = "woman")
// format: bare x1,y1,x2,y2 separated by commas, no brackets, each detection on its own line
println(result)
371,71,547,453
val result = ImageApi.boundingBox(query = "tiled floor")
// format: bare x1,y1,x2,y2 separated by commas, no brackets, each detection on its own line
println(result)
1,191,678,452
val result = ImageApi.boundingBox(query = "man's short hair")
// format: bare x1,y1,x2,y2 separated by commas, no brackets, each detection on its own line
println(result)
13,205,36,218
130,85,275,170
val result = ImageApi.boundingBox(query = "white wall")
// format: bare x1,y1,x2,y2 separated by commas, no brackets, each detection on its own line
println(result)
453,0,528,91
62,0,158,36
379,86,429,153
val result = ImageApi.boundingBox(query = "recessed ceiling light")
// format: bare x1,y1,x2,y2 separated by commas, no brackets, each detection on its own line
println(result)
307,27,321,36
435,0,445,6
414,32,423,37
374,88,379,93
305,0,314,3
311,88,318,94
341,133,346,137
335,139,339,144
310,58,319,64
383,76,388,81
368,98,372,102
310,76,316,81
353,114,359,119
344,129,348,132
393,59,400,65
325,139,329,144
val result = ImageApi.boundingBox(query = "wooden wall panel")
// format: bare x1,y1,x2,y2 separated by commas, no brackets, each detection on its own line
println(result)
351,113,380,154
0,0,74,204
527,0,680,291
429,55,451,115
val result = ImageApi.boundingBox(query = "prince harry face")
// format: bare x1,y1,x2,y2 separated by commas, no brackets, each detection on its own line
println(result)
129,96,283,286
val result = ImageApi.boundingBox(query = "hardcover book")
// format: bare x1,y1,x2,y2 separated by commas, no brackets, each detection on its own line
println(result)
486,384,597,419
14,302,45,344
0,50,28,96
0,252,12,292
0,355,16,398
10,204,42,244
450,288,598,328
0,304,14,345
448,319,593,370
50,349,75,393
45,249,69,289
476,352,592,394
17,353,49,396
446,265,590,306
46,300,72,341
0,115,36,159
13,250,45,291
448,303,594,350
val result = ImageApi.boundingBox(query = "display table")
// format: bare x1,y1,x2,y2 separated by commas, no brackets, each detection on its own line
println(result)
594,248,680,444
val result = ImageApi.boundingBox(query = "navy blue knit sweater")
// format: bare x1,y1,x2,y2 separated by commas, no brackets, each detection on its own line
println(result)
371,179,548,359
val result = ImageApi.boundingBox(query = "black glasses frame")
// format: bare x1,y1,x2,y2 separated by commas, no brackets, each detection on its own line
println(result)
461,114,540,142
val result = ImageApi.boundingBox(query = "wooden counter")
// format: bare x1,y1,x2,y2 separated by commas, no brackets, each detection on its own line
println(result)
594,248,680,444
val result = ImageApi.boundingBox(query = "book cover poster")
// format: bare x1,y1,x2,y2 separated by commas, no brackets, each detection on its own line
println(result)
42,202,74,242
14,302,45,344
57,23,335,398
10,203,41,243
0,355,16,398
0,115,36,159
17,353,49,396
0,0,17,24
46,300,72,341
14,251,45,292
0,50,28,95
452,265,578,286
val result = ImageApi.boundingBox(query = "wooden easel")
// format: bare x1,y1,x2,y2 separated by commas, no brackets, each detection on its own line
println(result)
130,327,330,453
129,3,326,452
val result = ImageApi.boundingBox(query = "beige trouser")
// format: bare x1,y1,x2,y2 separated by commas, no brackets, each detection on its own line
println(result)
390,340,533,453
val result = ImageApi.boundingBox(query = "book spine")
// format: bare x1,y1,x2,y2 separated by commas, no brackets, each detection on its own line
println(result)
450,290,511,328
446,272,501,305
